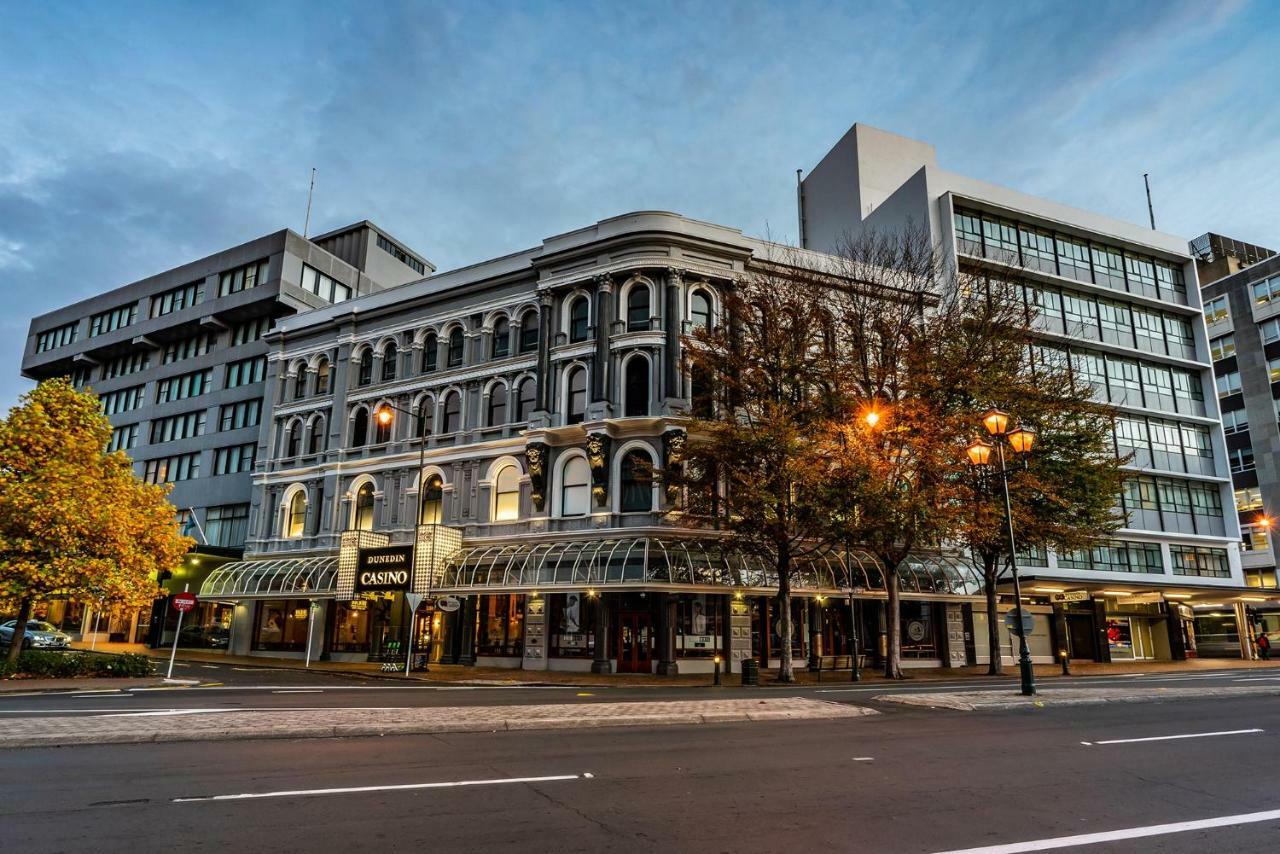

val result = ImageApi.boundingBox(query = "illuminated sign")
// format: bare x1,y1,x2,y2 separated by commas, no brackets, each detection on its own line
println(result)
356,546,413,592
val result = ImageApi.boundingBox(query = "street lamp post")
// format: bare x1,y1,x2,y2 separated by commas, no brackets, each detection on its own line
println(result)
374,403,430,672
966,408,1037,697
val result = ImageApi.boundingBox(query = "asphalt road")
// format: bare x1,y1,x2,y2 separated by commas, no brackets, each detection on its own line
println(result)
4,691,1280,852
1,665,1277,714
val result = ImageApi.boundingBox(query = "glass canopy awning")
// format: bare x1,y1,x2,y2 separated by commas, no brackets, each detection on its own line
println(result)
201,556,339,600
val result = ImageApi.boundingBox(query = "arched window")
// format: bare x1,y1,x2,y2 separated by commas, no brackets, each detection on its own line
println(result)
285,419,302,458
315,359,331,395
293,366,308,400
627,285,651,332
492,317,510,359
690,289,713,330
422,333,438,372
284,490,306,538
416,397,434,438
515,377,536,422
493,464,520,521
565,367,587,424
381,342,398,382
353,482,375,531
307,417,325,455
447,328,465,368
620,449,654,512
519,311,538,353
373,406,392,444
560,456,591,517
690,364,714,418
351,408,369,447
441,391,462,433
487,383,508,426
420,474,443,524
624,356,650,417
358,349,374,386
569,297,589,342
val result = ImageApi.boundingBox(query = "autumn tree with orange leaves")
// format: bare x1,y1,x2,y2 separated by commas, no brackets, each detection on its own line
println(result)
0,379,193,663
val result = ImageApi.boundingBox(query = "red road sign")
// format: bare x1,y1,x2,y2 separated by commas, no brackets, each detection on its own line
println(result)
172,591,199,613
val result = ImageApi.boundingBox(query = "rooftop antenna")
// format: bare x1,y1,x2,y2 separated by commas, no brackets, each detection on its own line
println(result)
303,167,317,238
1143,173,1156,230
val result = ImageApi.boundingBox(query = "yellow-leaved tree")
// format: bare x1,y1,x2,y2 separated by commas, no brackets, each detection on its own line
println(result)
0,378,193,663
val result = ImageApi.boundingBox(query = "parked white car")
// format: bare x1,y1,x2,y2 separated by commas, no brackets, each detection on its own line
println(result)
0,620,71,650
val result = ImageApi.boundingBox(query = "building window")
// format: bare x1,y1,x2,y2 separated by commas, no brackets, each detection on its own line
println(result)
302,417,323,455
519,311,538,354
293,366,309,400
1263,318,1280,345
441,391,462,433
299,264,352,303
219,399,262,432
213,443,256,475
492,317,510,358
1220,407,1248,435
447,328,465,368
225,356,266,389
493,464,520,522
372,407,391,444
626,285,651,332
108,424,138,452
150,411,207,444
477,595,524,656
569,297,590,342
381,342,398,382
205,504,250,548
162,333,215,365
353,482,375,531
143,452,201,484
690,289,713,330
1252,274,1280,307
691,364,714,417
218,259,269,297
89,303,137,337
285,420,302,458
420,474,444,524
487,384,508,426
150,281,202,318
416,397,434,438
315,359,331,395
515,378,536,422
1236,487,1264,512
231,317,272,345
620,449,654,512
36,322,78,353
252,599,311,651
1170,545,1230,578
376,234,426,274
1268,357,1280,383
357,349,374,385
559,456,590,517
156,369,213,404
1243,524,1272,554
1203,295,1229,326
565,367,587,424
351,408,369,447
421,334,438,372
1229,446,1256,473
624,356,649,417
1210,334,1236,361
1216,371,1242,397
100,385,145,415
284,491,307,538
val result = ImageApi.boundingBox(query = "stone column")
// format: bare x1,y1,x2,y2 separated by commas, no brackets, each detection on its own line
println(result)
663,268,682,403
460,596,477,665
591,595,612,674
657,593,679,675
807,598,822,671
535,293,554,412
593,275,613,404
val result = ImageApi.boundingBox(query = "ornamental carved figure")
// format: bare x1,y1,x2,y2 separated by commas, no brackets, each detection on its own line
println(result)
587,433,611,508
525,442,549,511
663,429,687,503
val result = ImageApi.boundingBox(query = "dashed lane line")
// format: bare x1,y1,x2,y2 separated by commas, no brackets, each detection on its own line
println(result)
172,772,590,803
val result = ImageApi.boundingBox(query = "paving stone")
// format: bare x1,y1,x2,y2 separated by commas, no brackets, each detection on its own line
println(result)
876,684,1280,711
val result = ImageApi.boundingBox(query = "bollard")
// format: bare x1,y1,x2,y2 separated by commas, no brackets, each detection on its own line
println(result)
713,655,722,687
1059,649,1070,676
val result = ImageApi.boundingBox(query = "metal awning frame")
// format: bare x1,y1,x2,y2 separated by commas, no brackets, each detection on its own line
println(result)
200,556,339,600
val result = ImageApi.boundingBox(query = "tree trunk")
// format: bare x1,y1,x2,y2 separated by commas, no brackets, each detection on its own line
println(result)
776,551,794,683
983,553,1003,676
883,562,902,679
5,597,33,665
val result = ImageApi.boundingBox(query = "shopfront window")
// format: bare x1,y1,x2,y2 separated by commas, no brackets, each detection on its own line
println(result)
900,601,938,660
763,597,804,660
252,599,311,651
477,594,524,656
676,594,723,658
331,599,372,652
549,592,596,657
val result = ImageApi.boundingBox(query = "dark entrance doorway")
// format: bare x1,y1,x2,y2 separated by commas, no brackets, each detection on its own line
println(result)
1067,613,1096,660
617,611,652,673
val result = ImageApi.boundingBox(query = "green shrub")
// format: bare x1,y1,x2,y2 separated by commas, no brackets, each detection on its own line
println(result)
0,650,156,679
100,653,155,677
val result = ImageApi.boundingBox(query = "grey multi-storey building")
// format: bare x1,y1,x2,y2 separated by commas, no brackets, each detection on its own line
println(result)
21,220,431,642
1196,237,1280,639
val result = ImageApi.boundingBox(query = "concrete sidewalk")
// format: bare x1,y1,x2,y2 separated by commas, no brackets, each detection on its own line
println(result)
877,684,1280,711
0,697,875,749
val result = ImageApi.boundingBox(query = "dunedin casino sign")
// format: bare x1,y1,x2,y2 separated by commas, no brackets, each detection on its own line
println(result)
355,545,414,593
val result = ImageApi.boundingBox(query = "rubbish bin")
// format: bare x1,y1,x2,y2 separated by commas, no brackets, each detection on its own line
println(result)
741,658,759,686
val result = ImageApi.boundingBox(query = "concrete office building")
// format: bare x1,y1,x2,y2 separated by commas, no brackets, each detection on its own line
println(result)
800,124,1249,662
1197,238,1280,640
21,221,432,643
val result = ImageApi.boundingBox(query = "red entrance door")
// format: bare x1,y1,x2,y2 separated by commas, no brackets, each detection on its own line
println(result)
617,611,652,673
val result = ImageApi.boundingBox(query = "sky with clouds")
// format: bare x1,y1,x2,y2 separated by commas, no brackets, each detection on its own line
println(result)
2,0,1277,408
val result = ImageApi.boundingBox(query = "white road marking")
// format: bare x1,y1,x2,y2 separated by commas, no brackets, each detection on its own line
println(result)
1091,728,1262,745
200,665,220,669
99,706,413,717
930,806,1280,853
852,757,874,761
172,772,587,803
131,684,585,692
1234,676,1280,682
271,689,323,694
